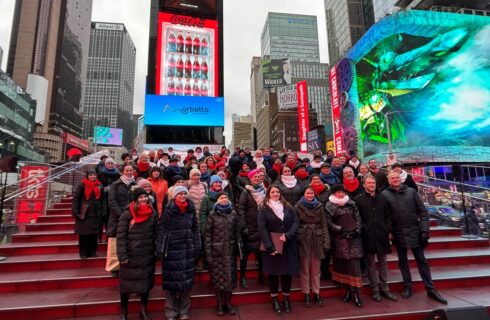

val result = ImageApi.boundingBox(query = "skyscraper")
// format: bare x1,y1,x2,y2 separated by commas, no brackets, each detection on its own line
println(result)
83,22,136,149
373,0,399,21
7,0,93,161
395,0,490,14
324,0,375,66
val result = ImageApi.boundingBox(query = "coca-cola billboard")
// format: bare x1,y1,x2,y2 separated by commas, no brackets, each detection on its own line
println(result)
277,84,297,110
162,0,218,16
156,12,218,97
15,165,50,223
297,81,310,153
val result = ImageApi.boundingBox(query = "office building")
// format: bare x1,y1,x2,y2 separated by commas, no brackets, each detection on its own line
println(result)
395,0,490,15
8,0,93,161
250,56,263,124
231,114,253,149
324,0,375,66
0,46,3,72
373,0,399,21
83,22,136,150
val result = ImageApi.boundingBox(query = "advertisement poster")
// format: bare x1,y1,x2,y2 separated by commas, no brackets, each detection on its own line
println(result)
297,81,309,153
94,127,123,146
15,165,50,223
261,55,291,88
156,12,218,97
277,84,297,110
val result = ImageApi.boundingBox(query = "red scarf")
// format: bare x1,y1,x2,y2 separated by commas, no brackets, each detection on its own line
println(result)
82,178,101,200
208,163,217,171
175,200,189,213
343,178,360,193
286,160,297,169
273,163,283,175
295,168,309,179
310,183,325,196
214,154,221,161
239,171,249,177
138,161,150,173
129,202,153,224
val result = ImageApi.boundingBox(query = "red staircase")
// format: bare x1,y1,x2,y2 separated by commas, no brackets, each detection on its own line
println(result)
1,198,490,319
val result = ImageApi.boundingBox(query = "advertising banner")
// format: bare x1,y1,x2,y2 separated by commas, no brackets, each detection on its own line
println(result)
15,165,50,223
156,12,218,97
94,127,123,146
144,94,224,126
297,81,309,153
62,133,89,151
277,84,297,110
329,66,345,155
307,128,325,153
162,0,218,16
261,55,291,88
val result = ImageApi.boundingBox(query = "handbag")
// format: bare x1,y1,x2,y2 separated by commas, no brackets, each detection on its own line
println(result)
79,201,89,220
160,233,171,258
260,232,284,254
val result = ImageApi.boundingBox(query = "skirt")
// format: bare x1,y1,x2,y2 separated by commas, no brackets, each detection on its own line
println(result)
332,257,362,288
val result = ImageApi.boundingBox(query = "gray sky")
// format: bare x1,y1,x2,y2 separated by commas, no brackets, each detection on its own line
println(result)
0,0,328,144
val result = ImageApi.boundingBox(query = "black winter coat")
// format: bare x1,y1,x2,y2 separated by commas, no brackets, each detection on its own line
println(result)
313,184,331,205
295,202,330,259
72,183,103,235
107,179,135,237
258,204,299,275
238,188,262,252
326,199,363,260
354,192,392,255
371,170,388,192
274,180,303,205
204,206,243,291
382,185,429,248
157,200,201,292
98,170,121,217
116,209,157,294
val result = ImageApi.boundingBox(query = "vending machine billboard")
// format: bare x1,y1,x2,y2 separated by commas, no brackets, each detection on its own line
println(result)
156,12,218,97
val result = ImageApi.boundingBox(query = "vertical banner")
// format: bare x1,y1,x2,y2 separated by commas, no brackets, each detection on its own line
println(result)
329,66,344,155
297,80,309,153
15,166,50,223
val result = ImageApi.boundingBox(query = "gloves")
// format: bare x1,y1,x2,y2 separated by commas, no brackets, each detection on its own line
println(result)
342,230,359,240
342,230,351,239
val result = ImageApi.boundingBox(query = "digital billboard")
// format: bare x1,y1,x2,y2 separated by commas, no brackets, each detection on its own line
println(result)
94,127,123,146
331,10,490,163
162,0,218,16
261,55,291,88
144,94,224,127
156,12,218,97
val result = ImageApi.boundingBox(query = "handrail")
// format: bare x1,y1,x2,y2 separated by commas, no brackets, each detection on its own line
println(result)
417,182,490,204
411,173,490,192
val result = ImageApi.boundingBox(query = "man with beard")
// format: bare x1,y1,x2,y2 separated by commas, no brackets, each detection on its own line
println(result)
368,159,388,192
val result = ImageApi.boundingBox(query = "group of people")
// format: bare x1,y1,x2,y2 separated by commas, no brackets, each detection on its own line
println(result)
71,146,447,320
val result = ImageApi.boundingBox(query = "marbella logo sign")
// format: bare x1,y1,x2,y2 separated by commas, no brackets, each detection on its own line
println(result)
163,104,209,115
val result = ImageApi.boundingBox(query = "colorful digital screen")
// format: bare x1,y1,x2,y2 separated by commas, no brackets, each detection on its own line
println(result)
261,56,291,88
156,12,218,97
161,0,217,16
331,10,490,163
94,127,123,146
144,94,224,127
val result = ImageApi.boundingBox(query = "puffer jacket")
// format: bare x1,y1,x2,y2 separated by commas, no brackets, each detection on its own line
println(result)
382,185,429,248
107,179,135,237
199,191,218,235
116,208,157,294
238,187,262,252
326,199,363,260
157,199,201,292
204,205,243,291
295,201,330,259
187,181,207,219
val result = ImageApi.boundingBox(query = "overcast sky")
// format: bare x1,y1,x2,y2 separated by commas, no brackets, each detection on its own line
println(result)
0,0,328,144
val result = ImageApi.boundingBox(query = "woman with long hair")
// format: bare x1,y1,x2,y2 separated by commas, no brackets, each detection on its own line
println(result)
147,166,168,216
258,185,299,313
274,166,302,205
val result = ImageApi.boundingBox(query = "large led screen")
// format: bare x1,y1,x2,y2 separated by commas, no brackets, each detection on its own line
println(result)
331,10,490,163
156,12,218,97
94,127,123,146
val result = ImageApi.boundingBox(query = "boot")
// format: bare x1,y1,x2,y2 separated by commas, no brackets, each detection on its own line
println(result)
240,277,249,289
282,295,291,313
304,293,312,307
223,291,236,315
343,288,351,303
380,288,398,301
215,291,224,316
371,287,382,302
313,293,324,306
401,285,412,299
139,304,152,320
427,290,447,304
120,305,128,320
271,296,281,313
352,289,363,308
258,272,268,286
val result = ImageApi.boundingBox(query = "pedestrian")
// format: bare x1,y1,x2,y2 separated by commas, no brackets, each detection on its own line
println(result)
186,168,207,220
137,178,158,213
136,153,153,179
198,162,211,185
343,166,364,197
354,174,397,302
97,157,120,242
274,165,302,205
157,186,201,320
258,185,299,313
391,163,418,191
72,169,103,259
117,187,157,320
368,159,388,191
326,184,363,308
148,166,168,216
319,163,340,187
357,164,370,184
382,172,447,304
236,162,251,195
295,187,330,307
204,192,243,316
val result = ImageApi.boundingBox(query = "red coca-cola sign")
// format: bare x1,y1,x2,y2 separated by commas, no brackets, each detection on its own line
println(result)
170,15,205,28
15,165,50,223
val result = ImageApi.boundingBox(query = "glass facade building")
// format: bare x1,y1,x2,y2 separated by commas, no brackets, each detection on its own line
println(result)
83,22,136,149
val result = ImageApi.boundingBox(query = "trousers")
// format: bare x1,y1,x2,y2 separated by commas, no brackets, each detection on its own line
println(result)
396,246,435,291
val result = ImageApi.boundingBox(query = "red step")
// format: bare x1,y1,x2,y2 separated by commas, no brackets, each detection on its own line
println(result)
11,231,77,243
25,223,74,232
37,215,74,223
429,226,461,237
52,203,72,209
0,242,107,256
60,198,73,204
45,208,73,216
430,218,438,227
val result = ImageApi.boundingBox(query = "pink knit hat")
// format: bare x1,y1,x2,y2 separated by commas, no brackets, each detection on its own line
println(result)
248,169,260,180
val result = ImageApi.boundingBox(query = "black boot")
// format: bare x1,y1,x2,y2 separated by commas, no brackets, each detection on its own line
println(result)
371,287,382,302
271,296,281,313
258,272,268,285
304,293,312,307
139,304,152,320
216,291,224,316
343,288,351,303
240,278,249,289
401,285,412,299
282,295,291,313
353,289,363,308
380,289,398,301
224,291,236,315
120,305,128,320
313,293,324,306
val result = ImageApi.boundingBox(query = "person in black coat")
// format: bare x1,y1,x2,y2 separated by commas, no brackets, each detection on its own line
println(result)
117,187,157,320
157,186,201,320
391,163,418,191
274,165,303,205
72,169,103,259
106,164,136,276
258,185,299,314
354,175,397,302
342,167,364,198
382,172,447,304
136,178,158,213
98,157,120,242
